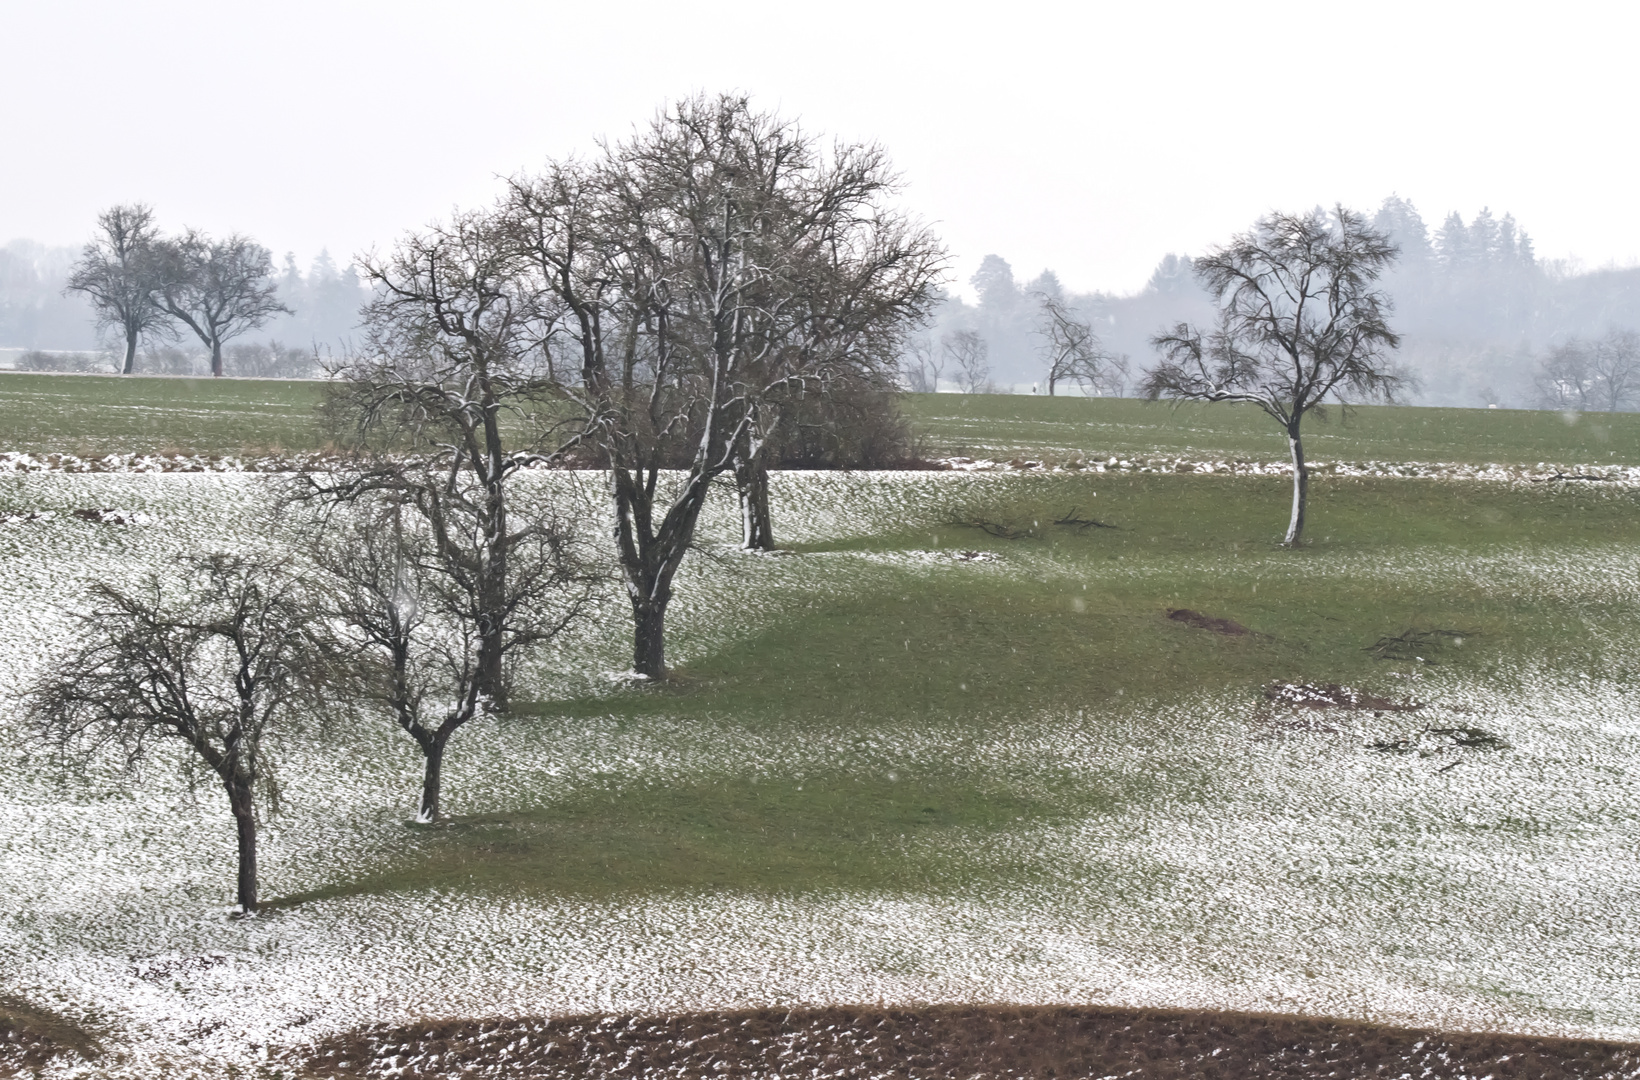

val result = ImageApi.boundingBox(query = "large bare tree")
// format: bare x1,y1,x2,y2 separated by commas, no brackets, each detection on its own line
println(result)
154,231,290,377
1142,207,1403,545
28,556,327,914
64,204,172,374
506,94,942,669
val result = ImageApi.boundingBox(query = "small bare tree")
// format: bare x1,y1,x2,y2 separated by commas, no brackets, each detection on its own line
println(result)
1534,330,1640,412
311,489,594,822
1143,207,1403,545
1033,292,1127,396
319,209,567,707
154,231,290,377
944,329,991,393
28,555,327,914
64,204,172,375
902,334,942,393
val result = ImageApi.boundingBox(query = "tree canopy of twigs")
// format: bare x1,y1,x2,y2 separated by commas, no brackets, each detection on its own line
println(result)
1534,329,1640,413
28,555,329,913
310,493,596,822
1142,207,1403,545
63,204,172,375
505,93,943,670
1033,292,1127,397
152,230,290,378
943,329,990,393
316,208,581,711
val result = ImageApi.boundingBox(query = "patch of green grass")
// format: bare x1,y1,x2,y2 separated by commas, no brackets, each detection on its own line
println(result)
904,393,1640,466
0,372,332,456
289,472,1638,906
0,991,101,1062
271,773,1063,906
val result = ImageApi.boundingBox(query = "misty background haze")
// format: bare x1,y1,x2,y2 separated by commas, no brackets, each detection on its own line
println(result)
5,1,1640,405
8,193,1640,406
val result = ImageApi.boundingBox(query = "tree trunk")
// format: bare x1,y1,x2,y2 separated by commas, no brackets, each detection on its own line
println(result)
735,457,774,551
1283,426,1308,546
210,338,224,378
417,732,448,823
632,596,667,679
123,328,138,375
227,778,258,913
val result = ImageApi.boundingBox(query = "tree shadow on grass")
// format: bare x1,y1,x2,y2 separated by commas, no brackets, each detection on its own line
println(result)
267,773,1078,910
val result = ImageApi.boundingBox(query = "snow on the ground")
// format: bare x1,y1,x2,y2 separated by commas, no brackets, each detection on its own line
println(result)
1,471,1637,1078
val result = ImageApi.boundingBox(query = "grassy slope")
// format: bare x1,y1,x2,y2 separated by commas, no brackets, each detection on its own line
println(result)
292,471,1640,905
5,374,1639,1046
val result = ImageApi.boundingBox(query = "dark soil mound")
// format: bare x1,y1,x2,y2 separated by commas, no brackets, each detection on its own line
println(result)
1167,608,1254,635
0,993,99,1072
293,1004,1640,1079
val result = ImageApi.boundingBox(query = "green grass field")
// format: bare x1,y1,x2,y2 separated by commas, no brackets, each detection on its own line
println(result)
4,371,1638,465
0,371,332,456
903,392,1640,466
2,377,1639,1074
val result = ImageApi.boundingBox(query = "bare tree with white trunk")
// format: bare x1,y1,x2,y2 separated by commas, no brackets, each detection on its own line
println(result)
316,208,589,720
1142,207,1403,546
28,555,328,914
64,204,173,375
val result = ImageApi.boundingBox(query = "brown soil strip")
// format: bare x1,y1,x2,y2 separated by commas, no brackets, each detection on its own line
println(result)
1167,608,1255,636
292,1004,1640,1079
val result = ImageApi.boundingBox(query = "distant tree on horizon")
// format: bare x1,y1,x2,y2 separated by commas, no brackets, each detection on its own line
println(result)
64,204,172,374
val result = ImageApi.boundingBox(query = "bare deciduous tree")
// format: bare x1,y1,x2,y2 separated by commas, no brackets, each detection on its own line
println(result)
28,555,327,914
311,493,593,822
317,209,572,710
64,204,171,375
944,329,991,394
154,231,290,377
1534,329,1640,412
1033,292,1127,396
507,94,941,666
1142,207,1403,546
901,334,942,393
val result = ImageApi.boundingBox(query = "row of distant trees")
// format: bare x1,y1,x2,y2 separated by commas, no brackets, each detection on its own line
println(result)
62,206,289,375
924,198,1640,408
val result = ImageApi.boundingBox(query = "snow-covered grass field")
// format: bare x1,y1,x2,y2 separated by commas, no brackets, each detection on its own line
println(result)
2,465,1638,1077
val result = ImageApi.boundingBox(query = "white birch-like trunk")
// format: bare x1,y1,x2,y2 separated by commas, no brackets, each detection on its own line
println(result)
1283,430,1308,546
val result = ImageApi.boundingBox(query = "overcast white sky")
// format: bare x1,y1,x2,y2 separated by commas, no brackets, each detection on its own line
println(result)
3,0,1636,296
